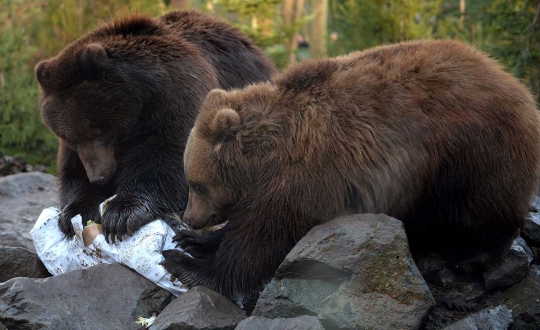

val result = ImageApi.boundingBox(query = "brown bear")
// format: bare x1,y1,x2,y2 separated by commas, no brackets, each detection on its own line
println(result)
161,39,540,298
35,10,276,242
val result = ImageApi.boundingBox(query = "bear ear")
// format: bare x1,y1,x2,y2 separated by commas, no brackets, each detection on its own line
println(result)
210,108,241,140
80,43,109,79
206,89,228,102
35,60,51,89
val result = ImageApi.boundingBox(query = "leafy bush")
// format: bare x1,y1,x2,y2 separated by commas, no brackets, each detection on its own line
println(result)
0,1,58,170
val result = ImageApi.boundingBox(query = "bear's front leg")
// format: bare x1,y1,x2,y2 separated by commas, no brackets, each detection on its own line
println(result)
57,143,108,237
161,222,291,299
100,148,188,242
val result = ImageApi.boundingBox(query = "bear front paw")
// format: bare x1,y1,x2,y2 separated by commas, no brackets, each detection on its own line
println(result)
161,249,209,288
59,205,101,238
101,198,156,243
58,211,77,237
173,230,223,259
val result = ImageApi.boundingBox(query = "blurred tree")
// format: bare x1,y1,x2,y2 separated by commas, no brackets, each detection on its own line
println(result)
283,0,309,62
311,0,328,57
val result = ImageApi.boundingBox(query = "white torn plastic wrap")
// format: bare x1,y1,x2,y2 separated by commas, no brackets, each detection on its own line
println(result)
30,202,188,296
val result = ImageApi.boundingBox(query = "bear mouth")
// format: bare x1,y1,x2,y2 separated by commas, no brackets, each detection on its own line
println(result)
188,213,222,230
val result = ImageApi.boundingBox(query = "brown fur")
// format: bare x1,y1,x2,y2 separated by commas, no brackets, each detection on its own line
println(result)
36,10,276,241
162,40,540,298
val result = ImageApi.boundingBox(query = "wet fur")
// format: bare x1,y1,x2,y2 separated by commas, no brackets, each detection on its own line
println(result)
37,10,276,241
162,40,540,298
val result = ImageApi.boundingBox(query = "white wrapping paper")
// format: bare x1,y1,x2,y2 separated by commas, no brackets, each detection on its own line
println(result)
30,202,188,296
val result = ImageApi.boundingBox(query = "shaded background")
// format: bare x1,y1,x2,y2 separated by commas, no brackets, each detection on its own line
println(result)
1,0,539,172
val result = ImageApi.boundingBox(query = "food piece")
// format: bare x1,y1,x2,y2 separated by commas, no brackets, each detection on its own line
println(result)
82,221,103,247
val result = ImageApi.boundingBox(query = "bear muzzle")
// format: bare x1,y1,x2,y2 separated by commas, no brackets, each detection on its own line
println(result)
76,142,116,185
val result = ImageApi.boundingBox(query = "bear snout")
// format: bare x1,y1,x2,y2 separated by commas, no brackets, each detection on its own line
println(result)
76,142,116,185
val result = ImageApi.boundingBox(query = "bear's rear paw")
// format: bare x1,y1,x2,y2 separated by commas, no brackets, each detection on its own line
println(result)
101,198,156,243
174,230,223,259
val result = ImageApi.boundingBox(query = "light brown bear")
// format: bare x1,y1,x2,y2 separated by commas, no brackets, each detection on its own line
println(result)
162,40,540,298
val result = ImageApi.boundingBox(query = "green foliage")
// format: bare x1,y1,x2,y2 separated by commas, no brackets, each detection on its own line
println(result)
0,0,58,170
329,0,441,55
217,0,282,16
481,0,540,101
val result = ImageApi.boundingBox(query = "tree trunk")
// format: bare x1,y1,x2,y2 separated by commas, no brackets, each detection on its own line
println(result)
311,0,328,58
459,0,466,31
286,0,305,62
283,0,296,62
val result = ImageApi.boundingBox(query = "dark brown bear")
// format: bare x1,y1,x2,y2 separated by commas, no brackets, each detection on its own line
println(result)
35,10,276,242
162,40,540,298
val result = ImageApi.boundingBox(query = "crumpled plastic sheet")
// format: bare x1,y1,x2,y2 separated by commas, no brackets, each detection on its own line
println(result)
30,203,188,296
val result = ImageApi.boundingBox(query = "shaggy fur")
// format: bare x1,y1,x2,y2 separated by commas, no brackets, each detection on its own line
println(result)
161,39,540,298
35,10,276,241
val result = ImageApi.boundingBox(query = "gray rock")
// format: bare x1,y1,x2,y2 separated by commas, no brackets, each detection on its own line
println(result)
532,247,540,264
442,305,512,330
512,236,534,263
483,248,530,290
500,264,540,329
149,286,246,330
253,214,435,329
0,172,55,197
0,246,50,282
0,172,57,252
235,316,324,330
525,197,540,247
524,214,540,248
0,232,31,249
0,263,172,330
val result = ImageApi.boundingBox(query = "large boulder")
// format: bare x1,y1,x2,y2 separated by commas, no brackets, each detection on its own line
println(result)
253,214,435,329
0,246,50,282
0,264,172,329
149,286,246,330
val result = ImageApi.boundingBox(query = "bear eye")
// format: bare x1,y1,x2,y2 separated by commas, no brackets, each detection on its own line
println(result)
91,129,103,139
191,183,207,195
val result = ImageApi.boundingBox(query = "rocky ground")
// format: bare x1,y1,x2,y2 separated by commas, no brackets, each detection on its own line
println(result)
0,172,539,329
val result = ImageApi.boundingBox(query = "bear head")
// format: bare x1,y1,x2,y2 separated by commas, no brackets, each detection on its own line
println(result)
182,85,281,229
35,16,181,184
